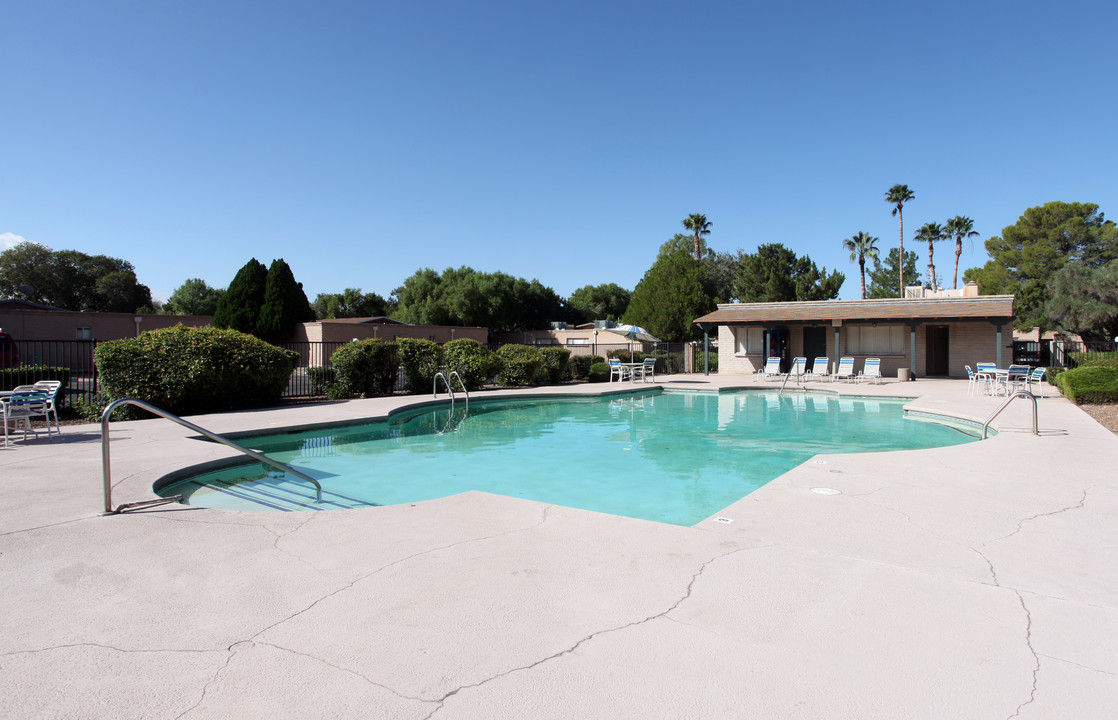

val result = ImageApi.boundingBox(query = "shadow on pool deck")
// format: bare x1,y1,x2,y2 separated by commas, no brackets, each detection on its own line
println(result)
2,375,1117,718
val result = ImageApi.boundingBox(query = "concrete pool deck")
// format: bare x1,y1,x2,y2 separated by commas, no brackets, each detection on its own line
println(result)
2,375,1116,718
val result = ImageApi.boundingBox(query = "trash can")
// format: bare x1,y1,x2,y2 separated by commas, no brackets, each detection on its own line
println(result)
897,368,911,382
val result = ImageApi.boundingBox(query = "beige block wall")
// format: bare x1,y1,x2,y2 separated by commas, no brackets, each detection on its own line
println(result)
0,309,212,341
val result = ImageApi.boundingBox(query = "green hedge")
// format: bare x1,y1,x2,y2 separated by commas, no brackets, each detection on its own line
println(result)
94,325,297,416
0,366,72,393
444,339,498,390
568,355,593,380
496,344,542,386
1056,365,1118,404
538,347,572,384
588,362,611,383
398,338,443,394
330,339,399,397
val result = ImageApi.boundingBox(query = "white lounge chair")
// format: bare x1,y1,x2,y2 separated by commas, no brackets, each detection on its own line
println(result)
758,356,782,381
1,386,55,445
835,356,856,383
975,362,998,395
858,357,883,384
806,356,829,382
32,380,62,435
1024,367,1047,397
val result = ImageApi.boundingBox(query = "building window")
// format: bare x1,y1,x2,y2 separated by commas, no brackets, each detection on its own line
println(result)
566,338,589,345
734,327,763,354
76,327,92,340
846,325,905,354
536,338,558,346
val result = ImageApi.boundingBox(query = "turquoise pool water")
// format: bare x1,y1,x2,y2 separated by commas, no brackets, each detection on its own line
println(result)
161,391,979,525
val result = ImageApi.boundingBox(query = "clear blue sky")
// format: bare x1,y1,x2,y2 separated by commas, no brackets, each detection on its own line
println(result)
4,0,1116,305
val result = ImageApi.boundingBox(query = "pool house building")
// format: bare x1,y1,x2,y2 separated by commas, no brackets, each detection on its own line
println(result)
693,289,1015,380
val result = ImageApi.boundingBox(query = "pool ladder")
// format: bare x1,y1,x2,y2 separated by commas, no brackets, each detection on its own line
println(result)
100,398,323,514
982,390,1039,439
433,371,470,433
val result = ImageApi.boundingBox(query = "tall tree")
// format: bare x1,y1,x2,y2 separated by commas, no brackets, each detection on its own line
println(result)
567,283,631,322
213,258,268,333
256,259,316,343
167,278,225,316
914,222,946,290
312,288,388,319
0,242,152,312
624,245,714,342
735,243,844,303
884,184,915,295
841,232,880,299
963,201,1118,329
391,267,568,332
681,214,712,261
944,216,979,290
1045,262,1118,339
866,249,921,299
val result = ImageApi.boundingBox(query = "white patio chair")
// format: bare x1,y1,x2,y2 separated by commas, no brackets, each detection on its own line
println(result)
834,356,856,383
1024,367,1047,397
633,357,657,383
1,386,54,445
975,362,998,395
608,358,630,382
32,380,62,435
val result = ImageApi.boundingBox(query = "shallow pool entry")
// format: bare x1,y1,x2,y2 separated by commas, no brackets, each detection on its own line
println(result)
160,391,978,525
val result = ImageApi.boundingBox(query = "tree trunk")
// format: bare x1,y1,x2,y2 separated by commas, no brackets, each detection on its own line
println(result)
953,238,962,289
693,233,701,261
898,209,904,297
927,242,936,291
859,256,866,299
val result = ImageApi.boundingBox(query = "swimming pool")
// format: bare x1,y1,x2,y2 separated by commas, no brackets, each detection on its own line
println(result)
159,390,979,525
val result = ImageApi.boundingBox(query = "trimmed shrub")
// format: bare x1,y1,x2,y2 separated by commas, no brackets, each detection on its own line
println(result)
306,366,336,395
1055,365,1118,404
94,325,297,416
0,366,71,392
538,347,572,384
496,344,543,386
1044,366,1065,386
588,362,611,383
397,338,443,394
568,355,593,380
330,339,399,397
444,339,498,389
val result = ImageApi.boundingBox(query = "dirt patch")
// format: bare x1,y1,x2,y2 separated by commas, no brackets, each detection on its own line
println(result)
1079,404,1118,436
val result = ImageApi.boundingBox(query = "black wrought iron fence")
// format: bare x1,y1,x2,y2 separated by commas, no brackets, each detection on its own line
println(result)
1051,340,1117,368
0,339,99,409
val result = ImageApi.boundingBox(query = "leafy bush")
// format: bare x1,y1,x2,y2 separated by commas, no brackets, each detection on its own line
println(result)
73,391,132,423
1055,365,1118,404
588,362,611,383
568,355,593,380
306,366,336,395
94,325,297,416
329,339,399,397
0,366,71,392
496,344,543,386
397,338,443,394
1044,366,1064,386
444,339,498,389
538,347,572,384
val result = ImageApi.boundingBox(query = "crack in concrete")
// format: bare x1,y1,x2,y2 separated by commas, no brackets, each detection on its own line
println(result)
982,487,1091,548
1,642,222,658
420,544,750,718
1037,653,1118,677
254,640,435,706
1005,590,1039,720
174,641,251,719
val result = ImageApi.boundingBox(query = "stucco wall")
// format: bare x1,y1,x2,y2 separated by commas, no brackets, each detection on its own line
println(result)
0,309,212,341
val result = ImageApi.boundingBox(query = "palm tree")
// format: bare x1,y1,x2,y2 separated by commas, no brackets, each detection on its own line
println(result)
884,185,915,296
681,213,712,261
841,231,879,299
944,216,979,290
914,222,946,291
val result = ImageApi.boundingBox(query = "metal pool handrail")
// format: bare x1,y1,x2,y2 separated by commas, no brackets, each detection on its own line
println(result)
982,390,1039,439
433,371,470,412
101,398,323,514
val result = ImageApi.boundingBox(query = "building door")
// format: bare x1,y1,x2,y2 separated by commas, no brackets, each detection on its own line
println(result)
926,325,950,376
766,328,790,372
803,326,827,364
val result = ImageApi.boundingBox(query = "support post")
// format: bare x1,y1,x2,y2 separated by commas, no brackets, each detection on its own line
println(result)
995,323,1003,368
